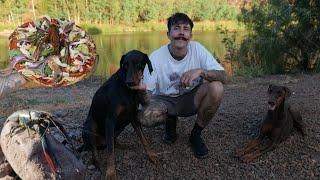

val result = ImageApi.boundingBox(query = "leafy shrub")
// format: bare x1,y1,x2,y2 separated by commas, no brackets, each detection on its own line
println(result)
86,26,102,35
237,0,320,73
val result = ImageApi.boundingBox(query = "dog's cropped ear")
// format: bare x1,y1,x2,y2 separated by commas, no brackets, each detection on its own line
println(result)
120,54,127,69
283,86,292,99
144,54,153,74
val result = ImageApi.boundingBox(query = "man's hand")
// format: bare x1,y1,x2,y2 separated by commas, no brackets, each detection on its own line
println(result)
200,70,226,84
180,68,203,87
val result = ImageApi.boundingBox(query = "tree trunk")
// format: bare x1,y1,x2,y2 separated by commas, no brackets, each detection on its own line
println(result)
31,0,36,20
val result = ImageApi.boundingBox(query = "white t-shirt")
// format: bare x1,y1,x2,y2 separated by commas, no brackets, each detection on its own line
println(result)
143,41,224,97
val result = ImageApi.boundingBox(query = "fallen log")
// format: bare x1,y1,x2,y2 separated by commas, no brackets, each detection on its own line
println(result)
0,110,86,180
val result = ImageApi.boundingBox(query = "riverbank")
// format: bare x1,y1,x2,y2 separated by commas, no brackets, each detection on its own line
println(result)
0,20,244,37
0,73,319,179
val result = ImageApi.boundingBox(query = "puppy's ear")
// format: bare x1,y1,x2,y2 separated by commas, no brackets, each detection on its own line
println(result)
283,86,291,99
120,54,127,69
144,54,153,74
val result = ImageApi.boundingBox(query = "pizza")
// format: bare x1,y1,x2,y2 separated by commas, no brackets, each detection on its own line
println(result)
6,15,97,87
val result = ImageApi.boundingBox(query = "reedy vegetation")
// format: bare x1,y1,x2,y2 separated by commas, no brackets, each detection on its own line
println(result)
223,0,320,74
0,0,238,25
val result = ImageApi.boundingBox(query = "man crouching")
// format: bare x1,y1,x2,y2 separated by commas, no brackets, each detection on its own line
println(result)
138,12,226,159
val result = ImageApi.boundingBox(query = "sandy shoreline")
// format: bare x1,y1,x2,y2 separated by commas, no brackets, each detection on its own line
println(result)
0,73,319,179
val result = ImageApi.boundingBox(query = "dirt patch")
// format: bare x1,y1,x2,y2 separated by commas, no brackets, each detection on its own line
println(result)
0,74,319,179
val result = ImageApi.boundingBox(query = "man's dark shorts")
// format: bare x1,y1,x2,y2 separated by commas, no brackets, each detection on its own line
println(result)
153,86,199,117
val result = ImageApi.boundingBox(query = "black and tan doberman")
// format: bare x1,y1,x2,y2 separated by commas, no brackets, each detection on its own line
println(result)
236,84,305,163
79,50,156,179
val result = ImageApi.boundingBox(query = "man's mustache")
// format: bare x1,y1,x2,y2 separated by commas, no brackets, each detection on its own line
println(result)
174,37,188,41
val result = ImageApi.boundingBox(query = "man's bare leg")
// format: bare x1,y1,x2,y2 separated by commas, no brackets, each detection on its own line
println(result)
195,81,224,127
190,81,224,158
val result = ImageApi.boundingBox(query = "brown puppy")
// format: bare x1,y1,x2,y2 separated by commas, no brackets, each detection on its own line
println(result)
236,84,305,163
80,50,156,179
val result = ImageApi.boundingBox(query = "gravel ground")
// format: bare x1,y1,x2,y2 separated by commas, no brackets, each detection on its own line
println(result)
0,73,319,179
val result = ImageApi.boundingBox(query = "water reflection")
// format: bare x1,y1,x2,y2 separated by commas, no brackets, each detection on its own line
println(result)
0,31,228,78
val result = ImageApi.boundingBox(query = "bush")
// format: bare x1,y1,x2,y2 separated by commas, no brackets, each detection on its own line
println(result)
81,25,102,35
237,0,320,73
87,26,102,35
234,64,265,77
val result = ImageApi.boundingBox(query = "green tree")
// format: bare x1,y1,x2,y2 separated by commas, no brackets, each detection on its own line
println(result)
0,0,241,29
0,0,29,24
106,0,121,24
121,0,139,22
37,0,68,19
238,0,320,73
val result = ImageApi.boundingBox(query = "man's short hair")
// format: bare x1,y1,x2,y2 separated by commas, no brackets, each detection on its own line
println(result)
167,12,194,31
